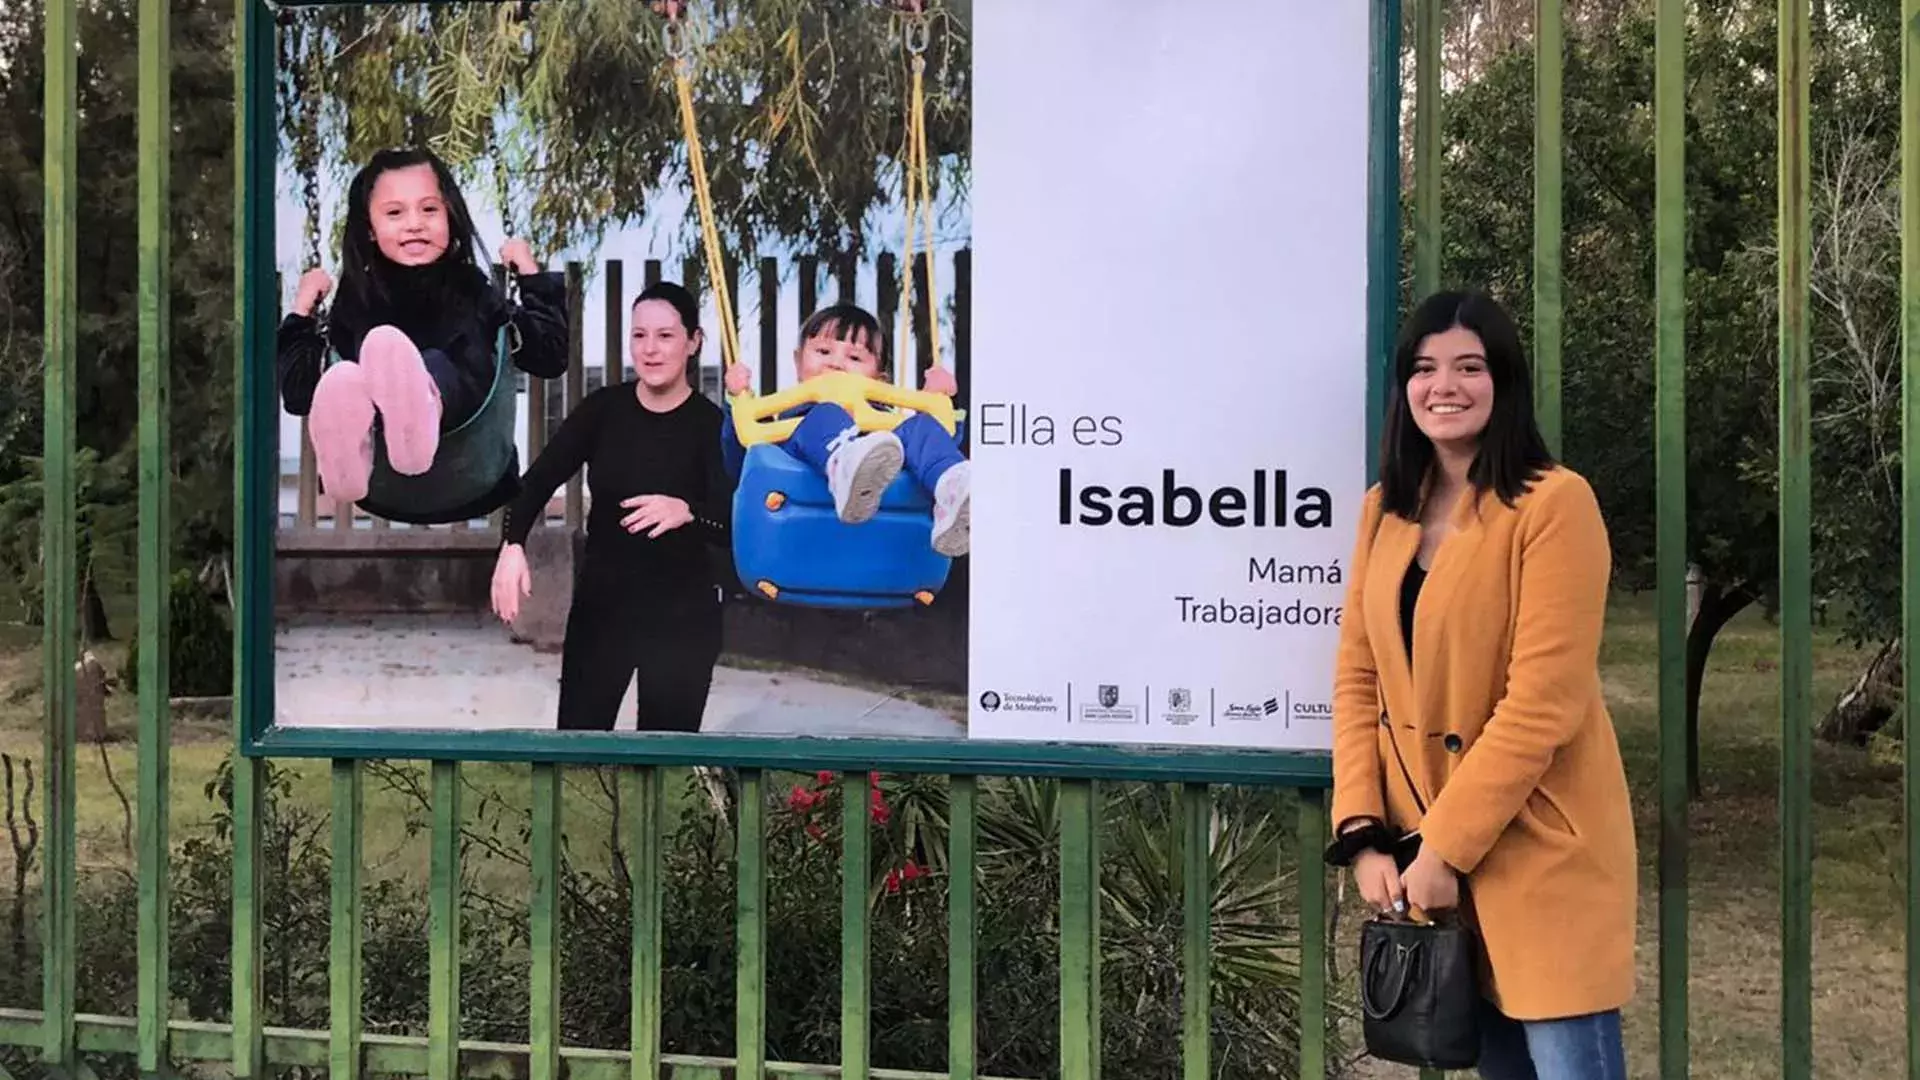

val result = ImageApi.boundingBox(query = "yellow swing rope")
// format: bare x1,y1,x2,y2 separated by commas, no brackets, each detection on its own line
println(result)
665,17,744,387
897,12,942,381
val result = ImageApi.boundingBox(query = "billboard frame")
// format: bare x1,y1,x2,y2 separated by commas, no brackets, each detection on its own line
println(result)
235,0,1404,784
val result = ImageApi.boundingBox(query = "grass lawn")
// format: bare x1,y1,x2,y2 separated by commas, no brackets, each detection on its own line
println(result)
0,595,1908,1079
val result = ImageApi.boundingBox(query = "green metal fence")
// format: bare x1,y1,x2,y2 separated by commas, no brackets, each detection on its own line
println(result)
5,0,1907,1076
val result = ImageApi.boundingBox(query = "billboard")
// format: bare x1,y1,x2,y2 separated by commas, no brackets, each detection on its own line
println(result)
243,0,1380,777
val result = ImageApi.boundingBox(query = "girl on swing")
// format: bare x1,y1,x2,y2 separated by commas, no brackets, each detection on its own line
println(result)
276,146,572,524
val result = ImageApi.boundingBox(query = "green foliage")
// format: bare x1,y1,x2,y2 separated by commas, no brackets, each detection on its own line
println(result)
282,0,971,260
121,569,233,699
1429,1,1919,654
0,763,1339,1079
0,0,238,614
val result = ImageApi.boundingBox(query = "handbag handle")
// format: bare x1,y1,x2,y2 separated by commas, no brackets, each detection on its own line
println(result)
1360,935,1419,1021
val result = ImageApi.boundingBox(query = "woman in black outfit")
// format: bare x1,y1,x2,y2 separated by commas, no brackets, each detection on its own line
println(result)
490,281,736,732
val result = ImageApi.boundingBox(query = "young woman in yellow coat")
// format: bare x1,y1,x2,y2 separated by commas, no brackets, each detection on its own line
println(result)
1326,290,1637,1079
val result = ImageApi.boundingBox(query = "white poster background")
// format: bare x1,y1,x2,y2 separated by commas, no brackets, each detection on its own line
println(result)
967,2,1372,751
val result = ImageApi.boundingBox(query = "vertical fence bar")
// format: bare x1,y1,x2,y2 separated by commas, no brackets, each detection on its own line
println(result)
1414,0,1443,298
948,776,977,1080
1297,790,1328,1080
1777,2,1814,1076
564,265,586,528
429,762,463,1080
135,0,172,1067
1059,781,1100,1080
1368,0,1403,467
799,255,820,321
737,770,767,1080
1653,0,1690,1073
40,0,78,1062
531,764,563,1080
1903,2,1920,1071
1179,784,1210,1080
232,0,273,1073
629,767,663,1080
607,259,626,388
953,250,971,425
330,762,364,1080
1533,0,1564,452
841,773,871,1080
759,258,780,393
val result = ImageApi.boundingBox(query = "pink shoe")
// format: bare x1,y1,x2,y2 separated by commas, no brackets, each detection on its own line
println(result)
308,362,375,505
358,325,442,475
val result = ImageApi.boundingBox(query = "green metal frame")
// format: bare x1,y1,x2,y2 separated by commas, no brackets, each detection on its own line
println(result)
234,0,1405,785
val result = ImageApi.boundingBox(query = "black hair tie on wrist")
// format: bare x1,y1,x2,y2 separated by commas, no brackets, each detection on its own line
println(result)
1323,822,1397,868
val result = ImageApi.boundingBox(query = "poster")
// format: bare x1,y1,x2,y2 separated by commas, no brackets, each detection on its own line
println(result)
258,0,1371,758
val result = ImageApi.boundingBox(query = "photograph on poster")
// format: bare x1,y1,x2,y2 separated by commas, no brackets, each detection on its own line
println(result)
257,0,1372,761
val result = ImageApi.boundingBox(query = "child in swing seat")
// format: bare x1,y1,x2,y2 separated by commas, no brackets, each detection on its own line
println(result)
276,146,571,520
720,303,971,558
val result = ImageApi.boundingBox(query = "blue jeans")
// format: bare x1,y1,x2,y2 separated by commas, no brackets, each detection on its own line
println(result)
786,403,964,494
1477,1001,1626,1080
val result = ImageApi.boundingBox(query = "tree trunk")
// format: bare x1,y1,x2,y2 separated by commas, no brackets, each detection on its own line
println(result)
1816,637,1903,745
81,571,112,642
1686,581,1756,798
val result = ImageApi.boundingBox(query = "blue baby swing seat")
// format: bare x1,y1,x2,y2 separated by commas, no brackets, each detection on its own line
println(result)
730,411,966,609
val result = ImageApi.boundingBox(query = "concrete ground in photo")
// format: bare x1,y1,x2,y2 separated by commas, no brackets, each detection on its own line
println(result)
273,612,964,739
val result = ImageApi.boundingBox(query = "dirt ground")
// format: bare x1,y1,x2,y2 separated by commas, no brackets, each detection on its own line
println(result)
274,611,966,739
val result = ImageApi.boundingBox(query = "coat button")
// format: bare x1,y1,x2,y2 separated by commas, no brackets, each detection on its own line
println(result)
1443,733,1463,753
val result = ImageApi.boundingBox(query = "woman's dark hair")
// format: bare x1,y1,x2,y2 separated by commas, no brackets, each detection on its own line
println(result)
799,302,889,373
1378,289,1554,519
633,281,704,355
329,147,494,352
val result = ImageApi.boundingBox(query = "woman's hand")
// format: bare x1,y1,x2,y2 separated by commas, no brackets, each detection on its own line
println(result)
622,494,693,537
724,364,752,395
292,267,332,317
922,364,958,397
1401,846,1460,913
500,238,541,276
1352,849,1405,915
491,543,531,624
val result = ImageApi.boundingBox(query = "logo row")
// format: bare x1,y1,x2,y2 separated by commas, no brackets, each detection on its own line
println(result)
976,686,1332,728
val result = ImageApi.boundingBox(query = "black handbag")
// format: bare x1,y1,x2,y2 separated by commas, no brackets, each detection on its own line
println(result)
1350,716,1482,1070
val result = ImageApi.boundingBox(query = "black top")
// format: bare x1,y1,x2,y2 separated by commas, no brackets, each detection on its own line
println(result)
502,384,735,591
276,266,571,419
1399,558,1427,666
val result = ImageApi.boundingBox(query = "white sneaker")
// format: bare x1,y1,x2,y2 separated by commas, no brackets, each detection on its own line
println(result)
826,430,904,524
930,461,970,557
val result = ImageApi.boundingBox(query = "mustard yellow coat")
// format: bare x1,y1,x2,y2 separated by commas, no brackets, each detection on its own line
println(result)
1329,465,1638,1021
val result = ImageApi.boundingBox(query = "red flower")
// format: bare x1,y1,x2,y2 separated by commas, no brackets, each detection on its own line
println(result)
806,822,826,841
884,869,902,894
787,784,817,813
901,860,923,881
816,770,836,787
869,788,892,825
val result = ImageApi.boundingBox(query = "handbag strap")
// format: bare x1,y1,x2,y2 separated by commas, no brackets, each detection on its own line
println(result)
1366,496,1431,817
1382,716,1428,816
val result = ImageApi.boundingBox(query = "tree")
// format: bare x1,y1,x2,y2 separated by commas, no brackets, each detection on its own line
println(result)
0,0,240,620
279,0,973,261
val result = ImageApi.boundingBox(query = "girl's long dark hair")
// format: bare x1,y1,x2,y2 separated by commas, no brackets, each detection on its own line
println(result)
1378,289,1555,520
327,147,500,356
